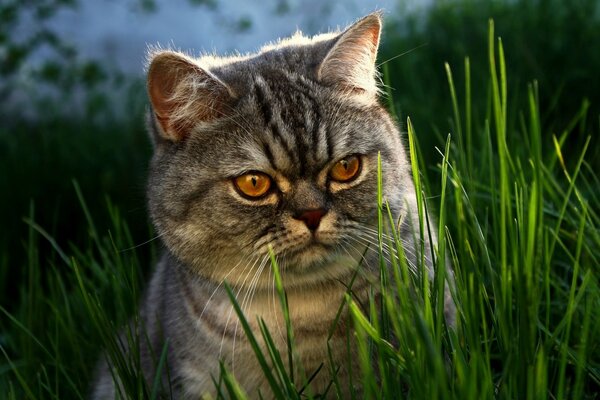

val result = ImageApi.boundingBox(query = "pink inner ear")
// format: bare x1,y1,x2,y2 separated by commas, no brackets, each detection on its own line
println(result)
148,65,179,120
147,54,199,139
318,14,381,94
362,23,380,62
341,17,380,62
147,53,231,142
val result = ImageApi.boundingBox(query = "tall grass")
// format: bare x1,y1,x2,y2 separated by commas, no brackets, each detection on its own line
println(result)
343,20,598,398
1,18,598,400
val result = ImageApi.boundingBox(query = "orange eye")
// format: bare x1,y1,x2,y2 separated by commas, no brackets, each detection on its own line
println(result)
234,172,272,198
330,155,361,182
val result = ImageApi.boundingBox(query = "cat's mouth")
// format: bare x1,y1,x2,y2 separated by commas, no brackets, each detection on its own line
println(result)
261,226,367,278
285,239,331,260
279,235,354,272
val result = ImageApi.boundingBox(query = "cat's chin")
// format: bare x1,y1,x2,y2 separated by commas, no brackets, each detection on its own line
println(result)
279,241,364,285
286,243,333,268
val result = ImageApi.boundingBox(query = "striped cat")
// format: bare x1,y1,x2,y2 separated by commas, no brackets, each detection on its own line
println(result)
92,13,455,399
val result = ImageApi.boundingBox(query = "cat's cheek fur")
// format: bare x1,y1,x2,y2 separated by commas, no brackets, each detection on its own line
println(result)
151,190,277,281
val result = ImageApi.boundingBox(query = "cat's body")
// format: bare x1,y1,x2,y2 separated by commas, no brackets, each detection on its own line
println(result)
92,13,454,399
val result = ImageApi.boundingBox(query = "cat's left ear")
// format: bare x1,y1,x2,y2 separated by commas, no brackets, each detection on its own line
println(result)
318,13,382,96
147,51,235,142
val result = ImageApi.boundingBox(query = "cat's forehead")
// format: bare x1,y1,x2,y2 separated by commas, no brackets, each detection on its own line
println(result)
247,76,336,175
219,87,386,179
188,25,389,177
204,35,338,96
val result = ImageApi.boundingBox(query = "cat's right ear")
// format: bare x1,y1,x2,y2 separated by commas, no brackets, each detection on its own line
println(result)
147,51,234,142
318,13,382,97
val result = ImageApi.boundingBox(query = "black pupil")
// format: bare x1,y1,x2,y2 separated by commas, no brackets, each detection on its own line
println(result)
251,176,258,187
341,160,348,170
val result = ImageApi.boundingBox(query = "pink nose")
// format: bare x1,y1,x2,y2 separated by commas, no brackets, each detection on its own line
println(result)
294,209,327,231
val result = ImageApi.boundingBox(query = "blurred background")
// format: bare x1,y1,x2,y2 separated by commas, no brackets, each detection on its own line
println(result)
1,0,599,317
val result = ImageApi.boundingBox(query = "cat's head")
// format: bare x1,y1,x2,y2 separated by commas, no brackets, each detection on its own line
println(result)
145,13,412,287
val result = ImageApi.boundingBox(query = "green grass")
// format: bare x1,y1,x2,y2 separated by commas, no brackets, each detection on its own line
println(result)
382,0,600,176
1,11,599,400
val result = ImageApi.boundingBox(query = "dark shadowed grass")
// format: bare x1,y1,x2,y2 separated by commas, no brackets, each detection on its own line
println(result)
1,13,599,400
0,81,152,315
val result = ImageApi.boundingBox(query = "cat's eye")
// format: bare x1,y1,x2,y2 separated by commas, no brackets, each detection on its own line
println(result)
233,172,272,198
330,155,361,182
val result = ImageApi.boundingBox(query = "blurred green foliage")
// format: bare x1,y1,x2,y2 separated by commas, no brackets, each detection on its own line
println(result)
381,0,600,171
0,0,152,309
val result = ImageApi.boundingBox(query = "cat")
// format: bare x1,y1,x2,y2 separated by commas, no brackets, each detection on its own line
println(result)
92,12,455,399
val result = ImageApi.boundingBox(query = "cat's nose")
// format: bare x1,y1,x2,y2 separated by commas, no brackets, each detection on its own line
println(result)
293,208,327,231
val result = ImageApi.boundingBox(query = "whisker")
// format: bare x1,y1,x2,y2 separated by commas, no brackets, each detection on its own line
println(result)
118,232,165,252
355,228,430,265
199,256,248,319
347,234,419,276
271,255,285,343
219,256,262,359
232,255,269,372
376,43,428,68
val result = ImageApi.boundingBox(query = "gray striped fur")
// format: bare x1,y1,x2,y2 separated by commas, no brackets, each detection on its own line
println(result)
92,13,455,399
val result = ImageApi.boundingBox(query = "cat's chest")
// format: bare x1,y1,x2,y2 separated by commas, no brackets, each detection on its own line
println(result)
178,272,370,347
174,275,368,398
